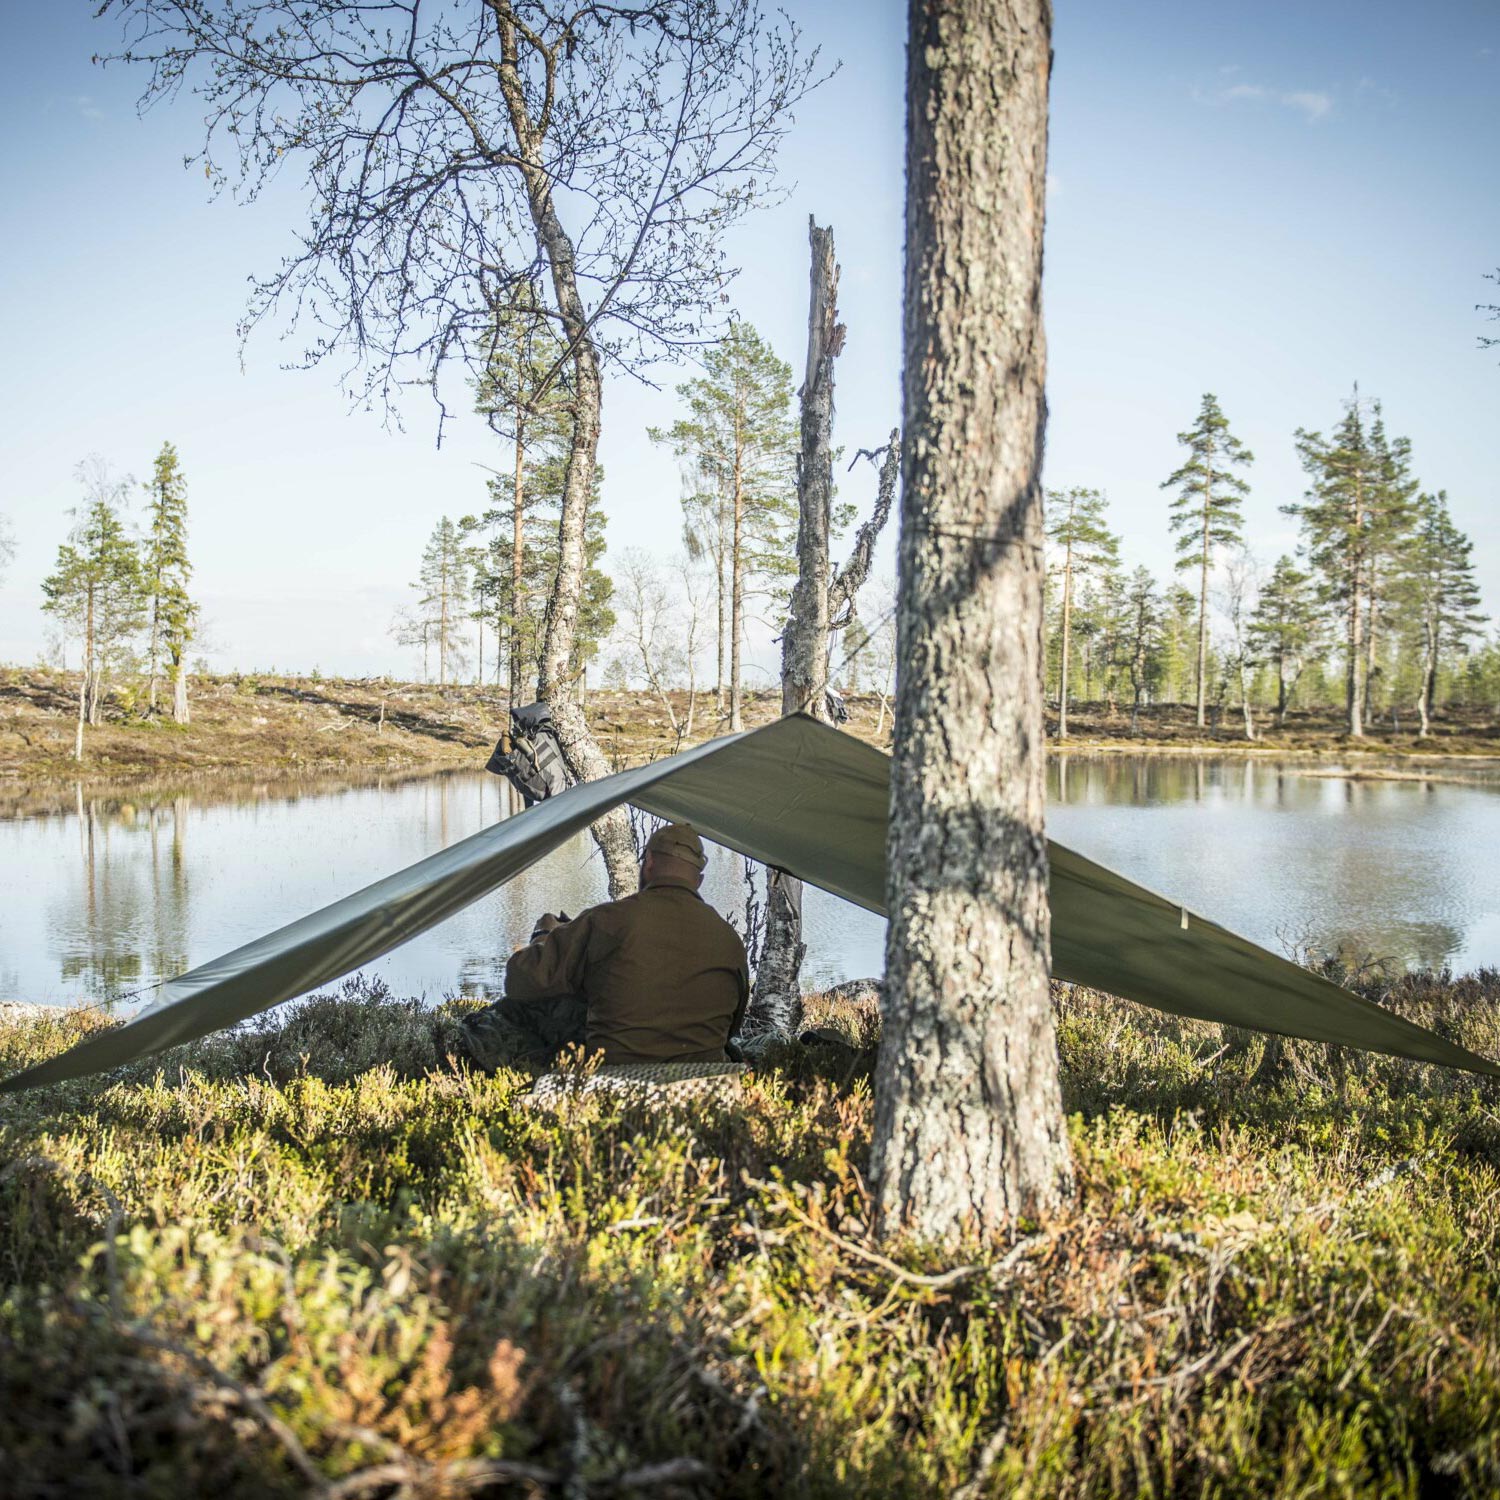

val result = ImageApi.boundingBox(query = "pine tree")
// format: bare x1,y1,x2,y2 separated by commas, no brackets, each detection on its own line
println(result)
1361,405,1420,719
1287,388,1400,737
649,321,798,730
473,287,574,702
141,441,198,722
0,514,14,582
1161,393,1253,727
1249,555,1323,727
397,518,470,685
1045,487,1119,737
41,460,146,760
1398,492,1486,736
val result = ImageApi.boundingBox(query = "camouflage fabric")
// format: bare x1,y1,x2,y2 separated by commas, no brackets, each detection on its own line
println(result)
459,994,589,1072
522,1059,747,1109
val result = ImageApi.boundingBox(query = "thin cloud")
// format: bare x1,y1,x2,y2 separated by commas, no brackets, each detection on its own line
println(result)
72,96,105,121
1194,78,1334,123
1282,90,1333,122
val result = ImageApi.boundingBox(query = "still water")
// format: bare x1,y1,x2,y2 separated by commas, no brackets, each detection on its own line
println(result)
4,755,1500,1009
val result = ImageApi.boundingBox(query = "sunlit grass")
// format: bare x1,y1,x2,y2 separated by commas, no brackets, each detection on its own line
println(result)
3,974,1500,1496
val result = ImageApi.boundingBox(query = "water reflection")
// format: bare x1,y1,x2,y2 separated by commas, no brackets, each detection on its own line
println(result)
3,755,1499,1008
1046,755,1498,973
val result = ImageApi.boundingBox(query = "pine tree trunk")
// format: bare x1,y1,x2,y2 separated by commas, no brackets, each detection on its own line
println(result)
1348,577,1365,738
511,414,526,706
74,663,86,762
872,0,1072,1244
715,543,727,717
172,653,190,725
1196,496,1210,729
1058,542,1073,738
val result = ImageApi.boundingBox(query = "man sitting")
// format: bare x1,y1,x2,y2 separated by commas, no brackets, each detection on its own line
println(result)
461,822,749,1071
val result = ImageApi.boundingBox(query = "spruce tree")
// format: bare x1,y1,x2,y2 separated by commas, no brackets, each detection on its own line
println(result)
1161,394,1253,727
1120,567,1164,733
649,321,798,730
141,441,198,721
1398,492,1486,736
1045,487,1119,737
41,461,146,760
1249,556,1322,727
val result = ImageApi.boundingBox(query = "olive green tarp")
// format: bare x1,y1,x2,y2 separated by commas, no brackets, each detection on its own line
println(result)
4,713,1496,1094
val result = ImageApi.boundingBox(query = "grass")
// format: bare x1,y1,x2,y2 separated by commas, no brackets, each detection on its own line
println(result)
6,665,1499,790
4,972,1500,1496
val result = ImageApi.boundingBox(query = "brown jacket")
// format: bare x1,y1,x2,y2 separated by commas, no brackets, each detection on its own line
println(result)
504,876,750,1064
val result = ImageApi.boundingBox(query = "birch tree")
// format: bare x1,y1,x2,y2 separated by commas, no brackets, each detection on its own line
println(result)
1045,486,1118,737
1162,394,1253,728
872,0,1071,1243
41,460,147,760
97,0,821,898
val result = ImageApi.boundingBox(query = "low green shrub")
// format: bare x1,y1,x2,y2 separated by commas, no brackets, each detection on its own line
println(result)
2,977,1499,1497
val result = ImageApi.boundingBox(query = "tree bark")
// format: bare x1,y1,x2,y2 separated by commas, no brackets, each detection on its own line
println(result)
511,398,527,706
172,652,190,725
1058,521,1073,738
1196,486,1210,729
729,431,745,731
781,217,843,722
872,0,1072,1245
750,218,846,1036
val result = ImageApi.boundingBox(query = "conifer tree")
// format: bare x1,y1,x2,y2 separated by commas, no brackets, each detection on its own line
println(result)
397,518,470,685
141,441,198,722
473,288,574,702
1161,393,1253,727
1249,555,1322,727
1398,492,1486,736
0,515,14,582
649,321,798,730
1045,487,1119,737
1287,388,1401,737
1361,405,1420,718
1120,567,1164,733
41,460,146,760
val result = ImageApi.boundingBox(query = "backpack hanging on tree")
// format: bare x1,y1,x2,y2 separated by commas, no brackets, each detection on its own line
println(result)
485,702,571,806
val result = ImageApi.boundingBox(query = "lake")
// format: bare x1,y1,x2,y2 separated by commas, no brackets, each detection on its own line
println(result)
4,753,1499,1010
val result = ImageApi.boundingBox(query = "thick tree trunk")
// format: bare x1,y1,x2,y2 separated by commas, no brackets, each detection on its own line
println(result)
1347,577,1365,738
74,665,86,762
499,28,638,899
752,219,845,1035
172,653,190,725
872,0,1072,1245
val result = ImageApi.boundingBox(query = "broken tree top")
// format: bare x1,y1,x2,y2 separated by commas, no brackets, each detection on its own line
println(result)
5,716,1495,1094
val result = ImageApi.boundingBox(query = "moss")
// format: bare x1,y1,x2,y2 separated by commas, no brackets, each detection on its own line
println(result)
3,978,1500,1496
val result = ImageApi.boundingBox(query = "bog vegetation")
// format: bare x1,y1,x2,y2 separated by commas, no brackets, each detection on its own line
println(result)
3,976,1500,1496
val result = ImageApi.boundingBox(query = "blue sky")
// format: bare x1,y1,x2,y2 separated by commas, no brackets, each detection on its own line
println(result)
1,0,1496,678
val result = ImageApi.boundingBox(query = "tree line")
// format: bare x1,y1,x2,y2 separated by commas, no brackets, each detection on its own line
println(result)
36,444,199,759
1046,390,1490,740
